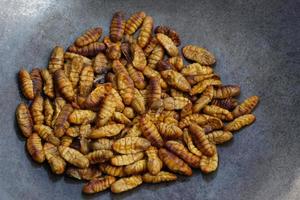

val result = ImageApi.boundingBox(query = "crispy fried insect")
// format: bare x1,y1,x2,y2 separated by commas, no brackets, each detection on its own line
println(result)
52,97,66,127
18,69,34,100
111,175,142,193
158,110,180,122
66,126,80,137
203,105,233,121
144,37,158,57
182,45,216,65
26,133,45,163
111,87,125,112
106,42,121,60
158,148,192,176
121,42,132,63
44,143,66,174
140,115,164,148
110,11,125,42
86,150,114,164
125,11,146,35
66,166,102,180
40,69,55,98
79,66,94,97
167,56,184,71
156,33,178,57
113,112,131,125
30,68,43,96
147,45,164,69
232,96,259,118
143,66,168,89
224,114,256,132
69,57,83,88
89,124,125,139
69,42,105,57
126,123,142,137
180,102,193,118
111,59,127,75
145,146,163,175
156,60,175,71
64,60,72,78
68,110,96,125
123,34,137,44
193,86,214,113
43,98,54,127
113,137,151,154
96,94,116,126
48,46,64,74
143,171,177,183
138,16,153,48
199,147,218,173
157,122,183,139
34,124,60,146
64,52,93,66
93,52,109,74
54,69,75,102
83,176,116,194
122,107,135,119
90,138,113,151
155,26,181,46
202,118,224,133
163,96,191,110
207,130,233,144
54,104,73,137
185,74,218,85
111,152,144,166
84,83,112,109
16,103,33,137
75,27,103,47
30,95,44,125
58,145,89,168
61,135,73,147
179,113,212,128
181,63,213,76
117,72,134,105
100,163,126,177
124,159,147,175
182,128,202,157
213,85,241,99
189,124,215,157
127,63,146,89
190,78,222,95
161,70,191,92
165,140,201,168
131,43,147,71
147,77,162,109
211,98,238,110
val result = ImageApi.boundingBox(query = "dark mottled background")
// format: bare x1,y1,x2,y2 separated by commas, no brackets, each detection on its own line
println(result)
0,0,299,199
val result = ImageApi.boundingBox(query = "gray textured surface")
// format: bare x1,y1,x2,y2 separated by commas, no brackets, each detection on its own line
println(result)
0,0,299,199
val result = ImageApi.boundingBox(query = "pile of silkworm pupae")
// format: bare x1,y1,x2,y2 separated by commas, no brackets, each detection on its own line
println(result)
16,11,259,194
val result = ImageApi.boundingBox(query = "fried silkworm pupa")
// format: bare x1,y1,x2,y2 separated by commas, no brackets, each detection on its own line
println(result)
43,98,54,127
61,135,73,147
125,11,146,35
84,83,112,109
113,112,131,125
100,163,126,177
232,96,260,118
117,72,135,105
16,103,33,137
202,117,224,133
182,45,216,65
68,42,106,57
110,11,125,42
126,123,142,137
199,146,218,173
213,85,241,99
181,63,213,76
127,63,146,89
54,104,73,138
110,152,144,166
161,70,191,92
26,133,45,163
145,146,163,175
66,126,80,137
40,69,55,98
140,115,164,148
147,45,165,69
211,98,238,111
156,60,175,71
58,146,89,168
224,114,256,132
30,68,43,96
18,69,34,100
185,74,218,85
189,123,215,157
86,150,114,164
167,56,184,71
147,77,162,109
131,88,146,115
68,110,96,125
158,148,192,176
90,138,113,151
112,137,151,154
142,171,177,183
154,26,181,46
30,95,44,125
138,16,153,48
131,43,147,71
163,96,191,110
54,69,75,102
193,85,214,113
156,33,178,57
69,57,83,88
144,37,158,57
190,78,222,95
143,66,168,89
122,107,135,119
124,159,147,175
180,102,193,118
207,130,233,144
157,122,183,139
34,124,60,146
75,27,102,47
182,128,202,157
111,175,143,193
165,140,201,168
111,87,125,112
64,52,93,66
178,113,212,128
79,66,94,97
51,97,66,127
66,166,102,180
106,42,121,60
203,105,233,121
83,176,116,194
96,94,116,126
89,124,125,139
93,52,109,74
44,142,66,174
48,46,64,74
